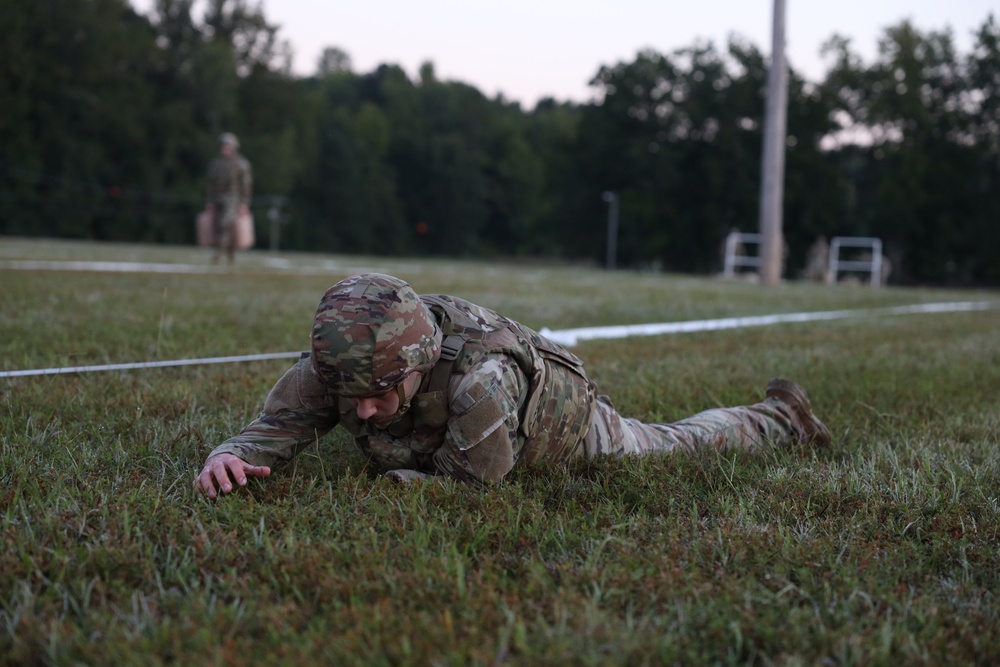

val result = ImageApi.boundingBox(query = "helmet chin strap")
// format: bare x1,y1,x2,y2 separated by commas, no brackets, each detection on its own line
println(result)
383,374,416,424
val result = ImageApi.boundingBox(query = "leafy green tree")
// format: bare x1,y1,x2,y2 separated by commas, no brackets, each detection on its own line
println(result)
202,0,289,76
1,1,994,285
572,39,839,273
966,14,1000,283
317,46,352,76
0,0,160,239
142,0,297,243
287,68,407,253
574,49,682,266
518,100,583,257
478,111,546,256
861,22,979,283
386,68,519,257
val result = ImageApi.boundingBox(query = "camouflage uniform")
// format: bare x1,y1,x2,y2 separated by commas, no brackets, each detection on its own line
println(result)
209,274,824,484
205,135,252,260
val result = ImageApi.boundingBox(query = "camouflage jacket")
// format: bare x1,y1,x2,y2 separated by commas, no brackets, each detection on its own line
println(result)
209,294,597,483
206,153,252,205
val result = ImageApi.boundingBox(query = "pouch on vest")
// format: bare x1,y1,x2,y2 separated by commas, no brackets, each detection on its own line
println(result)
518,344,596,465
446,383,514,482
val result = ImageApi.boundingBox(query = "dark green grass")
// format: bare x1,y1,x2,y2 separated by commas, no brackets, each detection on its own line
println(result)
2,239,999,665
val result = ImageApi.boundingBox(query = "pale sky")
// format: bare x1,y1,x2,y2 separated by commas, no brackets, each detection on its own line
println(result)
134,0,996,108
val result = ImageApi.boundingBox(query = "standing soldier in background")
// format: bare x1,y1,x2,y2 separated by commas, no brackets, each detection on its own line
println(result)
196,273,831,496
204,132,252,264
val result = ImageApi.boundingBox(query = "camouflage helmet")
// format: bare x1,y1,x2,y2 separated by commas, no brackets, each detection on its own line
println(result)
218,132,239,149
311,274,442,396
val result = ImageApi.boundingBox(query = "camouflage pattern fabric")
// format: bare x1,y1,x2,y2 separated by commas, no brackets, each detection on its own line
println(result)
206,153,252,205
419,294,597,473
206,152,251,253
209,289,596,484
582,393,804,458
210,196,240,251
311,274,442,397
211,355,340,468
208,279,811,484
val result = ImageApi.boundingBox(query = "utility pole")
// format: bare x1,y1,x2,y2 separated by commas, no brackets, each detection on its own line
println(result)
758,0,789,286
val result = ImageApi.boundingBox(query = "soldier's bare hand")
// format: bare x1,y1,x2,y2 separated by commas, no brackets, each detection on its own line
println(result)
196,453,271,498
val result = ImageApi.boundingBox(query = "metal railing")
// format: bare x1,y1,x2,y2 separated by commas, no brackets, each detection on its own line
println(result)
722,231,763,278
826,236,883,287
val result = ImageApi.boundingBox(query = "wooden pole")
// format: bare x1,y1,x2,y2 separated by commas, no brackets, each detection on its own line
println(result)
758,0,788,286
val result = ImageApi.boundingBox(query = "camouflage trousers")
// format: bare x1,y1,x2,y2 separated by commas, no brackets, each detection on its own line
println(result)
212,195,240,256
581,394,800,458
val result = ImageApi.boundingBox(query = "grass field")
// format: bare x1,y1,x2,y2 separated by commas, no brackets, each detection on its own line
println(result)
2,238,999,666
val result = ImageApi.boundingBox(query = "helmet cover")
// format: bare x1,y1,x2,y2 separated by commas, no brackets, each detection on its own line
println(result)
311,274,441,396
218,132,239,149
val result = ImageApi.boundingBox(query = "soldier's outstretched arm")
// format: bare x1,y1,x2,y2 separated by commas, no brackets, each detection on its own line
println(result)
199,358,341,494
196,453,271,498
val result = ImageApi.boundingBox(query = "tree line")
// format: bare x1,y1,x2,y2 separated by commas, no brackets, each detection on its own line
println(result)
1,0,998,285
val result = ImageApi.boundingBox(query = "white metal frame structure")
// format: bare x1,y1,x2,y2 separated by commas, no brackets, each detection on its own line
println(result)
826,236,883,287
723,231,763,278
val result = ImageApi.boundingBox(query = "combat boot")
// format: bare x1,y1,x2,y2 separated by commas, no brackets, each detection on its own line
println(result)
765,378,831,447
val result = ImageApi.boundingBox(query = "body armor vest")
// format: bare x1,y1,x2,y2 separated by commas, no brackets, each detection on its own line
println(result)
338,294,597,474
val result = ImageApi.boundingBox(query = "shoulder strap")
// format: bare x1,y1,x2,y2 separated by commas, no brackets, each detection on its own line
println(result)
426,334,465,395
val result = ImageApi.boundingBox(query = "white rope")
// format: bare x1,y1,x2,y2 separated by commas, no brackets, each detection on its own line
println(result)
1,352,303,378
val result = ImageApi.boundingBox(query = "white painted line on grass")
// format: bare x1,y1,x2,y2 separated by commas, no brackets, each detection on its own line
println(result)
2,301,996,378
0,258,424,276
0,259,220,274
538,300,999,346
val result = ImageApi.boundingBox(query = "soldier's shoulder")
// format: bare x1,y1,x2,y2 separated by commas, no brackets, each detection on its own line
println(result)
264,356,336,413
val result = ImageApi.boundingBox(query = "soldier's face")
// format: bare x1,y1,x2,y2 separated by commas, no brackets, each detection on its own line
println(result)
349,372,420,423
350,390,399,423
